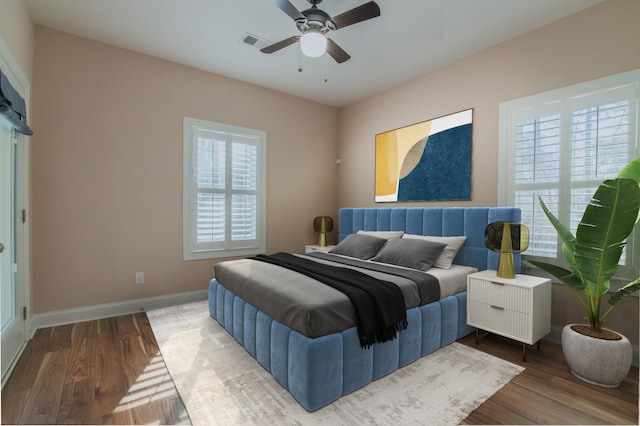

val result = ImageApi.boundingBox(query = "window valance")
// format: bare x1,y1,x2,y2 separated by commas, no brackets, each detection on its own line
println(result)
0,68,32,136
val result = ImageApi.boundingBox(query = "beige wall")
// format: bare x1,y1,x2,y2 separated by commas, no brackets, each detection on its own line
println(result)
336,0,640,343
31,27,339,313
0,0,34,82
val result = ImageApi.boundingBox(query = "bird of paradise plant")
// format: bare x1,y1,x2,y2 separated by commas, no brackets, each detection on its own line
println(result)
528,157,640,332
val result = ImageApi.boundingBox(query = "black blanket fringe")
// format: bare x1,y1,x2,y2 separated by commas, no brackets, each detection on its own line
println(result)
252,252,408,349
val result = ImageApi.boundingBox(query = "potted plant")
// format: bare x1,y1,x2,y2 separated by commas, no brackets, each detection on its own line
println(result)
528,157,640,388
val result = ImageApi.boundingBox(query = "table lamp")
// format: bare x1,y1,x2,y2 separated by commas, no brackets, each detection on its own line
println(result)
313,216,334,247
485,221,530,278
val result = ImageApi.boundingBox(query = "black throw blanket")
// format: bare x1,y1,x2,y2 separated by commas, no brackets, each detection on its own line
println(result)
307,252,440,304
252,252,408,349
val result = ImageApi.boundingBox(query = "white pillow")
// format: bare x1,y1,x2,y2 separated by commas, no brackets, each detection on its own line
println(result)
402,234,467,269
357,230,404,240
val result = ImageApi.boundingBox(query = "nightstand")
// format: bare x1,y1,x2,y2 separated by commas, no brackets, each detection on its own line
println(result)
304,244,336,254
467,269,551,361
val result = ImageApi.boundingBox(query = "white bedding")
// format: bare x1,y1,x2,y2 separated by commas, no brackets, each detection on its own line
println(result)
426,264,478,297
312,252,476,299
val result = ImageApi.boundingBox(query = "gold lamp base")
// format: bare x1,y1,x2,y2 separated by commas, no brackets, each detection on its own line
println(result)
497,252,515,279
313,216,333,247
497,222,515,279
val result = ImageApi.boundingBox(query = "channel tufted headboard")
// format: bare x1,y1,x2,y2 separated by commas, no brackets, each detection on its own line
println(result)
338,207,522,273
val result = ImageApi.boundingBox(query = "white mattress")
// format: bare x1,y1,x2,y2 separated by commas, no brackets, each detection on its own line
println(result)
426,264,478,298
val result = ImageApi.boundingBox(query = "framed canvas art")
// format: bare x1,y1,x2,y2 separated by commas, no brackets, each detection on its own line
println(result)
375,109,472,202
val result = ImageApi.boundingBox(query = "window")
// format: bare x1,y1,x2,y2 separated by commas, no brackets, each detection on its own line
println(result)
499,69,640,282
183,117,266,260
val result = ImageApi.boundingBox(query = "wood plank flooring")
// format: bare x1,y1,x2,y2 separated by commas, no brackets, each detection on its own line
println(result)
2,313,638,424
1,313,190,425
459,332,639,425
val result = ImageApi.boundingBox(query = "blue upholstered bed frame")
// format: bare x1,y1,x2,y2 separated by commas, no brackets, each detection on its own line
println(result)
208,207,521,411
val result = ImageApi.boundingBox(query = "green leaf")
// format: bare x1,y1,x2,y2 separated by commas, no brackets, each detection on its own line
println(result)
561,242,579,277
575,178,640,285
538,196,576,255
617,157,640,223
526,260,585,291
617,157,640,183
608,277,640,306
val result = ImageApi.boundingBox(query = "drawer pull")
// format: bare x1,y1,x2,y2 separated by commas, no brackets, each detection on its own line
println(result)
491,305,505,310
490,281,504,286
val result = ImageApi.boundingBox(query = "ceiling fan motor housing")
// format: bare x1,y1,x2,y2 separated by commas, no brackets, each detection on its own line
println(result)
297,6,336,34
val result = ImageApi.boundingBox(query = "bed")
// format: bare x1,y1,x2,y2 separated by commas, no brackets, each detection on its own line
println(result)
208,207,521,411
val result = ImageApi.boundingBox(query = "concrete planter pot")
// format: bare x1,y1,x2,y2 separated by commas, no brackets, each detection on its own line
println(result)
561,324,632,388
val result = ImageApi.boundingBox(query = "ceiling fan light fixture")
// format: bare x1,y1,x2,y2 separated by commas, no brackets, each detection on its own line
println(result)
300,31,327,58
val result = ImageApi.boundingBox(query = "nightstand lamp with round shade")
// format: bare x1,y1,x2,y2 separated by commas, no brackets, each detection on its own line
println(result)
485,221,530,279
313,216,334,247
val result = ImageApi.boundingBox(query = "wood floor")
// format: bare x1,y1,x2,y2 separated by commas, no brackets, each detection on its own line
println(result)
2,313,638,425
459,332,639,425
1,313,190,425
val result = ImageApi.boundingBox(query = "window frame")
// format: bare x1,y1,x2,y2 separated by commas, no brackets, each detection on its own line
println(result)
498,69,640,286
183,117,266,260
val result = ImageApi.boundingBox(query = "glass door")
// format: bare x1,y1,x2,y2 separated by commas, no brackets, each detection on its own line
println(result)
1,123,23,381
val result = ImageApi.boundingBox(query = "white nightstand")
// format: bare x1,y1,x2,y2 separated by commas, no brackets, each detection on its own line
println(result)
304,244,336,254
467,269,551,361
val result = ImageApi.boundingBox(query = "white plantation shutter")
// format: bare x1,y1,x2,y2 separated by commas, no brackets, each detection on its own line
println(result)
499,70,639,282
196,136,226,244
569,100,631,266
231,142,258,240
184,118,266,260
514,114,561,257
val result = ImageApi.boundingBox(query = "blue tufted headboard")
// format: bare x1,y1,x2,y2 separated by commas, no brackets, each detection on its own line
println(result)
338,207,521,273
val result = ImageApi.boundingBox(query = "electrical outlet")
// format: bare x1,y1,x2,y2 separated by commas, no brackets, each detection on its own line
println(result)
135,272,144,284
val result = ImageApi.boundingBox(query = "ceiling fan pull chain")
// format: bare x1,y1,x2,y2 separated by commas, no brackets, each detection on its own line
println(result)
298,48,303,72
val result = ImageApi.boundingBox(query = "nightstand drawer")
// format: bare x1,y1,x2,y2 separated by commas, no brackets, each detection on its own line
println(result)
467,300,532,342
467,277,531,314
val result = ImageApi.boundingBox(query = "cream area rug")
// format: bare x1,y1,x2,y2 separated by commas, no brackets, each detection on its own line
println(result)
147,300,523,426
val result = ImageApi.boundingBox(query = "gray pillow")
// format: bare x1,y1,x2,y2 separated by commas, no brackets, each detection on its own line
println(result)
401,234,467,269
329,233,387,260
370,238,447,271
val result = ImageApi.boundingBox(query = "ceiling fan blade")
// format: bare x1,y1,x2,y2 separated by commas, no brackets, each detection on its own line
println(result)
260,36,300,54
331,1,380,29
270,0,305,21
326,38,351,63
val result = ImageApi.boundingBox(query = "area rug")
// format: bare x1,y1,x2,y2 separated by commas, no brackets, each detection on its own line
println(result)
147,300,524,426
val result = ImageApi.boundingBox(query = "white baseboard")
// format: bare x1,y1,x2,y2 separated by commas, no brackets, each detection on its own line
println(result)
545,324,639,368
29,289,209,338
1,340,27,389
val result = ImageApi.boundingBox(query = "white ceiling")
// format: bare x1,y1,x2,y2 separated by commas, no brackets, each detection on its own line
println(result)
25,0,605,107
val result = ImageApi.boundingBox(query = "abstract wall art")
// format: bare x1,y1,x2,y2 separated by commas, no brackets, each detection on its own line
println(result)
375,109,472,202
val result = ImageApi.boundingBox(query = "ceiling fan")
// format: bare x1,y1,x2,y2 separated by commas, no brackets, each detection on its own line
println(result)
261,0,381,64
